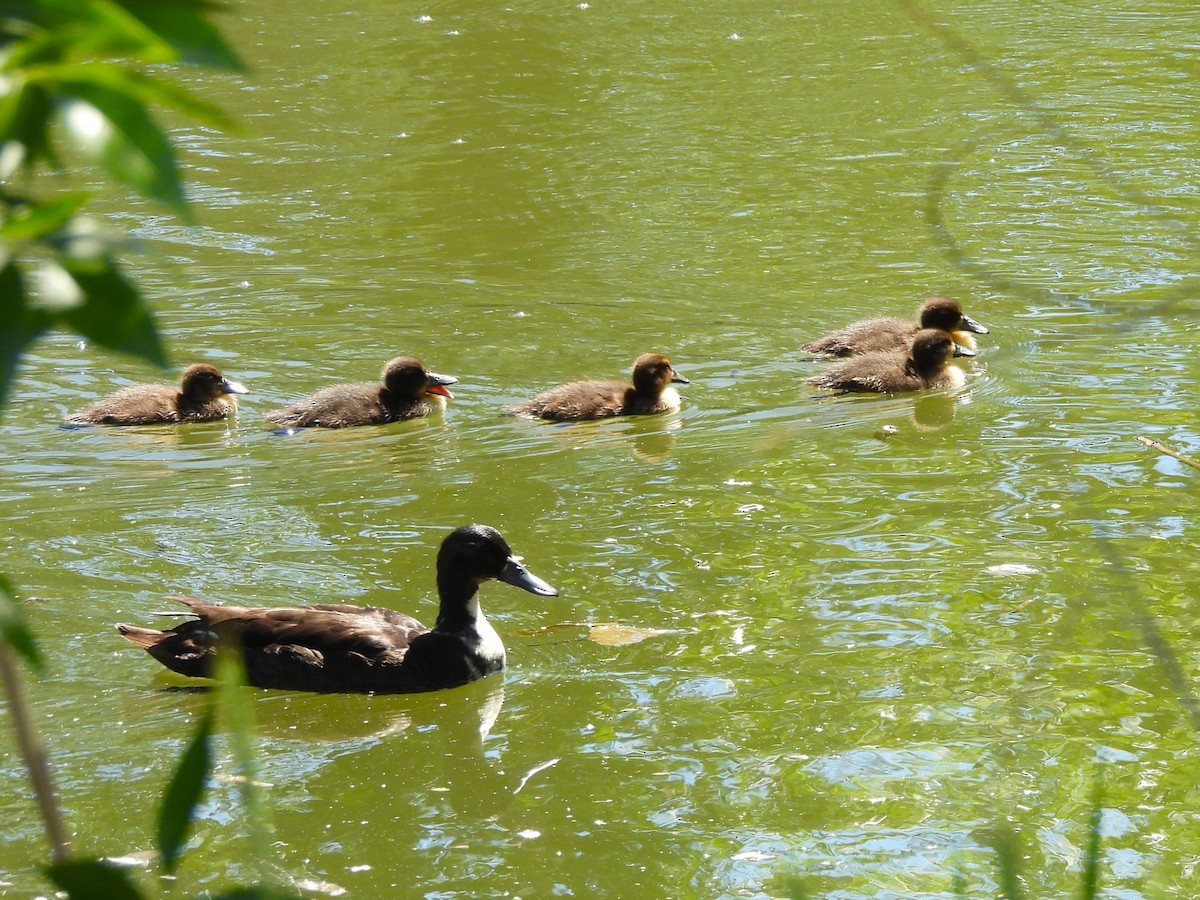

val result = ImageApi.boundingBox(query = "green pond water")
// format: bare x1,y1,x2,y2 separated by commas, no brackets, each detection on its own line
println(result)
3,0,1200,896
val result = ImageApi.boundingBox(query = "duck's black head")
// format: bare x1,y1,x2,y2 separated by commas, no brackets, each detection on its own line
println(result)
919,296,988,335
909,328,974,373
180,363,249,401
630,352,688,396
437,525,557,597
381,356,458,400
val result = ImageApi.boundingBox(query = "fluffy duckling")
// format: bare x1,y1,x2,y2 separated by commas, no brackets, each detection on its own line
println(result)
65,363,248,425
508,352,688,422
116,524,557,694
264,355,456,429
803,296,989,357
807,328,975,394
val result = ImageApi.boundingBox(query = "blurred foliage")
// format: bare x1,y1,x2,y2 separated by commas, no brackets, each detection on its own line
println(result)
0,2,296,897
0,0,242,408
0,569,40,671
158,704,215,875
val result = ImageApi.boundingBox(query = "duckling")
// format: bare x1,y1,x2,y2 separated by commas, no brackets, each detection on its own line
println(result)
807,328,975,394
116,524,557,694
264,355,456,428
803,296,989,357
65,363,248,425
508,352,688,422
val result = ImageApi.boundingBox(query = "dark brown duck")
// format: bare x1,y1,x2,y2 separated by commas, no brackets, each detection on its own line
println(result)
803,296,989,357
116,525,557,694
65,363,248,425
508,352,688,422
807,328,975,394
264,355,456,428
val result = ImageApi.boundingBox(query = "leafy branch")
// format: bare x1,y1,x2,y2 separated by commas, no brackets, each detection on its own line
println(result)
0,2,292,896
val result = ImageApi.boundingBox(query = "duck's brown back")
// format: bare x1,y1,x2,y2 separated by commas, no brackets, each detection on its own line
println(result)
265,382,434,428
807,350,923,393
508,379,631,421
802,316,916,357
67,384,235,425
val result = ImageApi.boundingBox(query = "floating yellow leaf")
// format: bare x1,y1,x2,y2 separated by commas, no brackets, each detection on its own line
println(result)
586,623,673,647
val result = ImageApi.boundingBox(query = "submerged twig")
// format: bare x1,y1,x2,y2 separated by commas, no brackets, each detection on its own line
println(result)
1136,436,1200,472
898,0,1200,321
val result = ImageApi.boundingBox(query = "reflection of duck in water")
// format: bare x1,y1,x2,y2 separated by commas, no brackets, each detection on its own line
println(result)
507,353,688,422
265,356,456,428
911,391,960,432
117,525,556,693
803,296,989,357
66,363,248,425
260,678,520,842
246,674,507,750
807,329,974,394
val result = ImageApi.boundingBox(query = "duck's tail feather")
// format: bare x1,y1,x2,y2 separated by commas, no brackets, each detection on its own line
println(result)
116,623,164,649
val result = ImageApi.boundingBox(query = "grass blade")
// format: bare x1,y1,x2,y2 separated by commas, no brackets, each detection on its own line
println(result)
157,702,214,874
44,859,144,899
1080,775,1104,900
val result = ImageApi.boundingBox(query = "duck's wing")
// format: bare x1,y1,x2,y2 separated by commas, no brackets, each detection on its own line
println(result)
306,603,428,639
806,356,901,394
118,597,429,691
807,371,887,393
68,384,180,425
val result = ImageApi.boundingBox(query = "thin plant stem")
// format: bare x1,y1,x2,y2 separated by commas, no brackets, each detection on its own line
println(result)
1136,435,1200,472
215,648,276,888
1080,774,1104,900
0,641,72,863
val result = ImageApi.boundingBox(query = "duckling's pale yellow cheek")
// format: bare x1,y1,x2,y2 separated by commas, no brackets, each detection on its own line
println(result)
660,386,683,411
951,331,978,350
945,366,967,389
426,393,449,413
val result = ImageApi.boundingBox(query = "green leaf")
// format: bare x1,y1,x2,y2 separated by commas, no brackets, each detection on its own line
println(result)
989,826,1025,900
158,702,214,874
214,647,275,876
0,571,43,673
0,263,51,420
43,859,145,900
55,254,167,367
117,0,245,70
54,81,185,210
0,79,59,173
1080,775,1104,900
2,1,242,70
32,62,234,130
13,0,179,65
123,69,236,131
0,193,92,242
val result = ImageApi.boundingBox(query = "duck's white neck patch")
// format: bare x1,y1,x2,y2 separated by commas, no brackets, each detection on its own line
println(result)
659,386,682,410
471,597,505,663
426,393,449,413
945,366,967,388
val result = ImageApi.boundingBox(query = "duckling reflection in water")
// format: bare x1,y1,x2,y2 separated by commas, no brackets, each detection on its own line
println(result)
507,352,688,422
116,525,556,694
807,329,974,394
65,363,249,425
803,295,989,357
264,355,456,428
